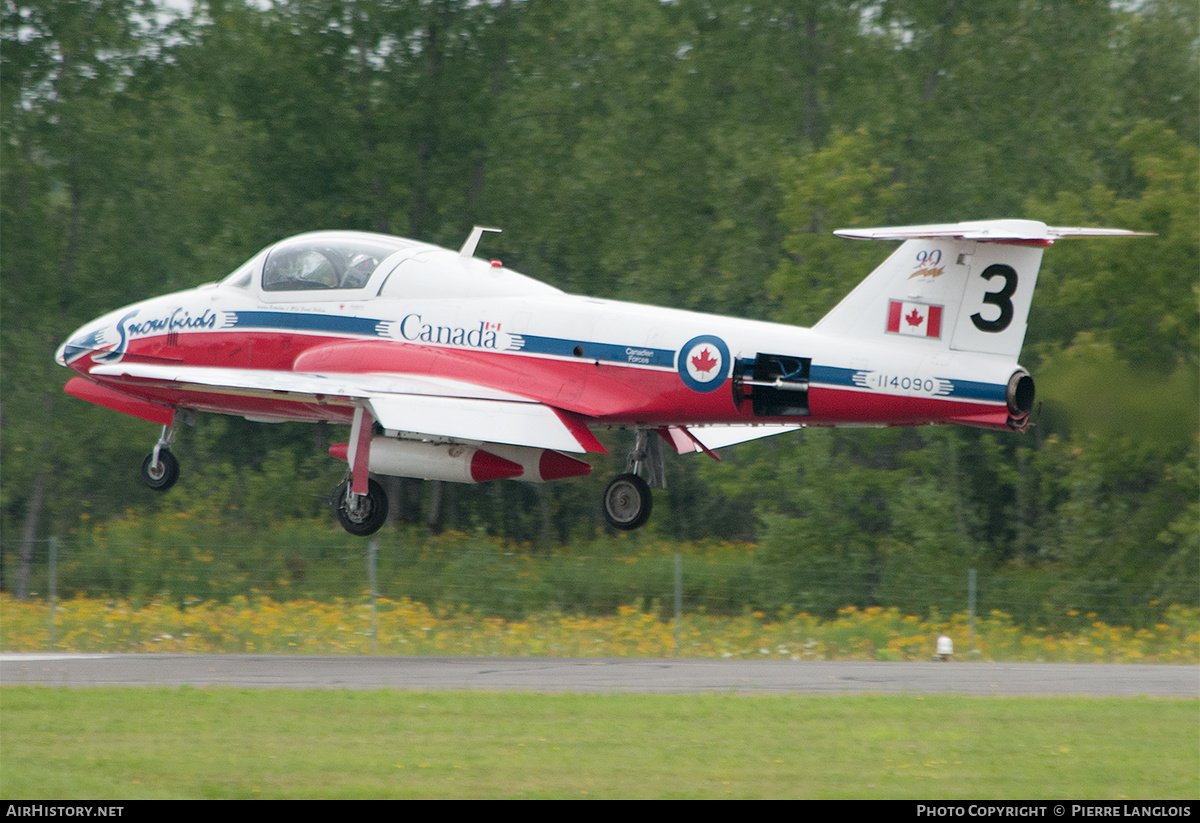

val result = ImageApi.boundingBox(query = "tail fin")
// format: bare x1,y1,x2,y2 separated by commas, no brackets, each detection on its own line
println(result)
814,219,1149,360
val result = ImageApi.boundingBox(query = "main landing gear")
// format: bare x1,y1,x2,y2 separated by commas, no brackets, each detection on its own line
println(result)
141,424,180,491
335,477,389,537
331,405,390,537
602,429,664,531
603,473,652,530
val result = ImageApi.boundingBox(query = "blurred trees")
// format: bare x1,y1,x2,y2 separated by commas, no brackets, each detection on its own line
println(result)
2,0,1195,620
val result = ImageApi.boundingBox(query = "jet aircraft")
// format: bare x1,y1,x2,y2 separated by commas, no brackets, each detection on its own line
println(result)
56,220,1146,535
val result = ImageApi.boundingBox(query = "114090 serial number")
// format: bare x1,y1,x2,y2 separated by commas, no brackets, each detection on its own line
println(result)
852,371,950,395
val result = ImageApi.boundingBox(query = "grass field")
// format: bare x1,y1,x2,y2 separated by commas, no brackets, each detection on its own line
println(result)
2,688,1196,799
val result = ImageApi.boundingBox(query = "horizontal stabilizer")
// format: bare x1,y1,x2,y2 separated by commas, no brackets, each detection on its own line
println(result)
834,219,1152,246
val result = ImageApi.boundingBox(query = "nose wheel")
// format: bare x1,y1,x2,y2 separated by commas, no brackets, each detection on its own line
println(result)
141,424,179,491
603,473,653,530
141,449,179,491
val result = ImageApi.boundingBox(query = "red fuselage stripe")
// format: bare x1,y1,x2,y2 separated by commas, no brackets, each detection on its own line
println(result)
73,329,1009,429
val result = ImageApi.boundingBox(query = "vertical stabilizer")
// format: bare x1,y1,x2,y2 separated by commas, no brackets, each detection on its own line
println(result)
816,220,1149,360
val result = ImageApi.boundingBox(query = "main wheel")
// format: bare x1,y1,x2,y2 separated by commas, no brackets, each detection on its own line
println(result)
141,449,180,491
603,473,652,530
335,479,389,536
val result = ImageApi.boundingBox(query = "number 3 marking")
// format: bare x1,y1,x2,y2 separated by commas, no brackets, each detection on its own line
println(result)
970,264,1018,333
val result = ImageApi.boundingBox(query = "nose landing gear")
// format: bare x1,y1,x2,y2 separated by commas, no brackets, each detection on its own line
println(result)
141,424,179,491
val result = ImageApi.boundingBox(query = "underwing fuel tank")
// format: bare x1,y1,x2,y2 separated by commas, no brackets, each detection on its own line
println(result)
329,438,592,484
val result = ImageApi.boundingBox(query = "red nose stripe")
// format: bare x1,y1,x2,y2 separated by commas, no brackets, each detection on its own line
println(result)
538,450,592,480
470,451,524,482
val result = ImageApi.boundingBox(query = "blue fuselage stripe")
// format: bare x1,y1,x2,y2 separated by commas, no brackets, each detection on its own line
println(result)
516,334,675,367
945,379,1007,403
810,365,1005,403
225,313,1004,402
231,311,382,336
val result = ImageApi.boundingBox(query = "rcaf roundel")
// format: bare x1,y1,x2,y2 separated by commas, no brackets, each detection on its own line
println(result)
677,335,730,393
887,300,943,339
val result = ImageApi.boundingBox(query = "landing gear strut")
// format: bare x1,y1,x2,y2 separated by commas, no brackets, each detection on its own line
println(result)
332,404,389,536
602,429,664,531
141,424,179,491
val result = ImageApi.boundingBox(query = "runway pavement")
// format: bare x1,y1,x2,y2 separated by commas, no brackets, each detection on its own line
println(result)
2,654,1197,696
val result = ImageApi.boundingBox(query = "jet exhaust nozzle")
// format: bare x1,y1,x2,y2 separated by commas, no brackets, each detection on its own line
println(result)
1006,369,1035,430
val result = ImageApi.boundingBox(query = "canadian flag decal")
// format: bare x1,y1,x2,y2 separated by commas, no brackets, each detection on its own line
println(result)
887,300,943,339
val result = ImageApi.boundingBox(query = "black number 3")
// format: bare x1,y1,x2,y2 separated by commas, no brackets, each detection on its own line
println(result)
970,264,1018,333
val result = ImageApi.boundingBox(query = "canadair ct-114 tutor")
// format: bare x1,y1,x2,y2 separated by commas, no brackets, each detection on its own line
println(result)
56,220,1147,535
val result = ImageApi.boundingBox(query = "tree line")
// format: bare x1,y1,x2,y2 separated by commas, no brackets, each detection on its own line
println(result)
2,0,1196,620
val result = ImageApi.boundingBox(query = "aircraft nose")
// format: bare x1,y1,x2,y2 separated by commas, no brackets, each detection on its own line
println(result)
55,321,109,368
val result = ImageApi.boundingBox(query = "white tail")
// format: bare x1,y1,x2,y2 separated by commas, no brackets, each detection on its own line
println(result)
815,219,1150,360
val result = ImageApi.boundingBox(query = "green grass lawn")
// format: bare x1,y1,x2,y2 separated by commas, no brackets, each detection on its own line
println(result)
2,688,1196,799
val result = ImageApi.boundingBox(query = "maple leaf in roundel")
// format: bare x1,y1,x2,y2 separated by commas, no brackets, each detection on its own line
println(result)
905,308,925,327
691,347,718,374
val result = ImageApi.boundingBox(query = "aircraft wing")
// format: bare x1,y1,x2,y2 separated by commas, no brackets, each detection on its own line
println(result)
86,363,606,454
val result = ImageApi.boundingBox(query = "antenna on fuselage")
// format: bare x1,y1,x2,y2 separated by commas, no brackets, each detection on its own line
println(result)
459,226,502,258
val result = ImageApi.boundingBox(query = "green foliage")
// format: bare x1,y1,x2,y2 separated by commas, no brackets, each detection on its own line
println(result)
6,503,1195,635
753,429,895,615
768,130,904,324
1026,121,1199,371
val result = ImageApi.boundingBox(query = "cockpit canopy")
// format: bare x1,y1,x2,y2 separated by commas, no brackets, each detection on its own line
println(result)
262,234,415,291
221,230,562,301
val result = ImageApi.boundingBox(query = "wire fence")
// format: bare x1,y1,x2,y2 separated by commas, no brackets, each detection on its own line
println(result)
1,533,1179,632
